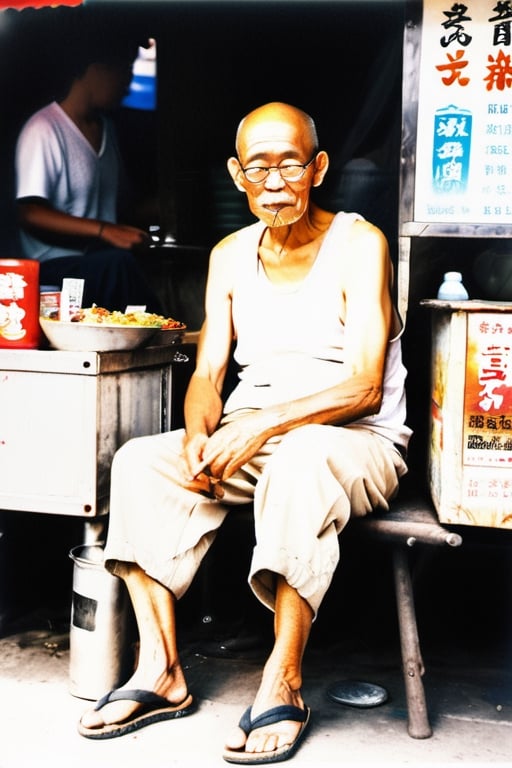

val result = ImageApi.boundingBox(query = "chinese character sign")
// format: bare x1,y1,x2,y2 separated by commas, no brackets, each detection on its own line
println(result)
0,273,28,342
433,105,472,192
0,260,40,349
415,1,512,223
464,312,512,465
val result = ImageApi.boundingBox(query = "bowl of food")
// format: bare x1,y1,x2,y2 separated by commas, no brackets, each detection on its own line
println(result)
150,327,187,346
40,306,186,352
39,317,158,352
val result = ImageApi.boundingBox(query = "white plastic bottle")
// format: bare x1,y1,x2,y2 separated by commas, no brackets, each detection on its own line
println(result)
437,271,469,300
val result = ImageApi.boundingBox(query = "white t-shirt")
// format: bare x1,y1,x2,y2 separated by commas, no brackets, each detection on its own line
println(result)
15,101,120,262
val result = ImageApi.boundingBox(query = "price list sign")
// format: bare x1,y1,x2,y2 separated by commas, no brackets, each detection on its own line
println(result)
415,1,512,224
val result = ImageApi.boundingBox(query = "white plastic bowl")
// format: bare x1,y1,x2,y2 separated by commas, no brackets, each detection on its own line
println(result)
39,317,158,352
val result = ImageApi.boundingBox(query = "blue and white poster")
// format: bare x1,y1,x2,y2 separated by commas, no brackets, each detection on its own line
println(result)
415,1,512,223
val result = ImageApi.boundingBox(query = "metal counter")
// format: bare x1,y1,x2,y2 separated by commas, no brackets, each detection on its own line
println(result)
0,345,179,520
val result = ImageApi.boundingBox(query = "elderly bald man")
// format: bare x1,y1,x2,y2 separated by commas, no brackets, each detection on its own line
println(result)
78,101,411,764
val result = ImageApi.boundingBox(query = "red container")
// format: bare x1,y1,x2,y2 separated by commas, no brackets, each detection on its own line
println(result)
0,259,40,349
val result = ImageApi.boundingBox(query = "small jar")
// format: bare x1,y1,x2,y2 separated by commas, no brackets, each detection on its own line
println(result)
437,271,469,301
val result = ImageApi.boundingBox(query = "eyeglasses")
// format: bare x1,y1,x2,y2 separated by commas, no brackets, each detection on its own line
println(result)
238,155,316,184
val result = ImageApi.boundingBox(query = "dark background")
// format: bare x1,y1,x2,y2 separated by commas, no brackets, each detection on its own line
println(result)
0,1,404,249
0,1,509,670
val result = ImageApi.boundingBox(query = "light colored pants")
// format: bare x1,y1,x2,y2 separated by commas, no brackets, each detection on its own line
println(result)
105,422,407,617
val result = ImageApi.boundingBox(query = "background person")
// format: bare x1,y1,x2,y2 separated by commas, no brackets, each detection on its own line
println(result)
14,28,162,312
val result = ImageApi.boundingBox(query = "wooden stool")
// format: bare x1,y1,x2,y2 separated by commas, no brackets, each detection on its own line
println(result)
196,493,462,739
346,497,463,738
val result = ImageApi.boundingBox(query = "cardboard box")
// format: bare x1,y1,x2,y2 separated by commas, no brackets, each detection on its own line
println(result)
425,300,512,529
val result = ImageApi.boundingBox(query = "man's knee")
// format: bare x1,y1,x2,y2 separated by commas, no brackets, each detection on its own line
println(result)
113,434,149,467
112,433,172,477
272,424,335,469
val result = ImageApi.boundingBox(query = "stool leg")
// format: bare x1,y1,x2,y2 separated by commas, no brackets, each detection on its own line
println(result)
392,545,433,739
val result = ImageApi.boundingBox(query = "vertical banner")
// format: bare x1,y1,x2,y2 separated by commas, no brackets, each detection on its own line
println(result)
415,1,512,224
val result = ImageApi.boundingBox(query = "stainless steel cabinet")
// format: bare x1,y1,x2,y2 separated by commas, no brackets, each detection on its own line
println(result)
0,346,177,518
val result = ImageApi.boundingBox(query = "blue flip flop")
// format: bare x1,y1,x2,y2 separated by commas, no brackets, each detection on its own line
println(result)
78,688,197,740
222,704,311,764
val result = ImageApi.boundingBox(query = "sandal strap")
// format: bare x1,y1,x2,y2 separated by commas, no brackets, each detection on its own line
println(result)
238,704,307,735
94,688,178,712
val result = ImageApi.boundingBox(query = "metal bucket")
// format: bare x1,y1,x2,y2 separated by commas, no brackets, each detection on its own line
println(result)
68,544,135,700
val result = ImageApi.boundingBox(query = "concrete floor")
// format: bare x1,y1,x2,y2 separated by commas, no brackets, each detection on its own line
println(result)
0,607,511,768
1,509,511,767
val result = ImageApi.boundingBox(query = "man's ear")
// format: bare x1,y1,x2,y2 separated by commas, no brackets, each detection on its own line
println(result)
227,157,246,192
312,150,329,188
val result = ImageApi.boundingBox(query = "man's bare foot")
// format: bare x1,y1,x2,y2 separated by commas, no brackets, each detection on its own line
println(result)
79,672,189,732
224,668,308,759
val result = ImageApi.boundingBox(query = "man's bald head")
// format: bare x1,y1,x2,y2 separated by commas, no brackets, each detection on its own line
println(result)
227,101,329,228
235,102,319,158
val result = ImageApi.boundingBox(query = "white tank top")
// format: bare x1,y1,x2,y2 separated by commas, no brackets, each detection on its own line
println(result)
224,211,411,449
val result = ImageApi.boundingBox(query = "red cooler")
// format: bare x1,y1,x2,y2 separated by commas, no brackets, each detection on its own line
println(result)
0,259,40,349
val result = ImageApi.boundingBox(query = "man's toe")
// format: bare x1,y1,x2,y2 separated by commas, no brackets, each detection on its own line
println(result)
224,725,248,751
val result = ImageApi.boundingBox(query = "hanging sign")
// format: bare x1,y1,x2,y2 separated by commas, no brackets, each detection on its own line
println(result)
415,1,512,225
0,1,83,7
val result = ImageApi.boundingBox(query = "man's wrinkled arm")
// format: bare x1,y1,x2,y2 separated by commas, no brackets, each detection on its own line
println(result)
201,223,395,479
255,222,393,434
182,240,235,478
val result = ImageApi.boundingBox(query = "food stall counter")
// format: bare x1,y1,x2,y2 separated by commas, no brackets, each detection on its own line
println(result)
0,345,179,521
